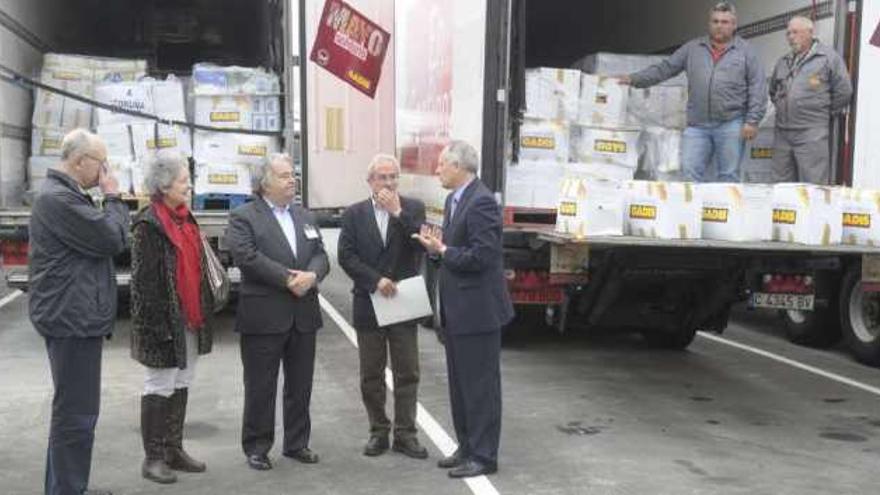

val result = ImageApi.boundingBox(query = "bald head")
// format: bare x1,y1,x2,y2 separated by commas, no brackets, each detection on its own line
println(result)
786,16,815,54
60,128,107,189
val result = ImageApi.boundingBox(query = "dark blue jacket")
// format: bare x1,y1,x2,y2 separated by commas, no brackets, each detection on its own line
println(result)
28,168,130,338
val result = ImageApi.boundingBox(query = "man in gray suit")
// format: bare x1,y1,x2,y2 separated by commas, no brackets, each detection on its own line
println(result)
413,140,514,478
226,153,330,471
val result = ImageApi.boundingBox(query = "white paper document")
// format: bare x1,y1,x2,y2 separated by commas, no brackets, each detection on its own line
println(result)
370,275,434,327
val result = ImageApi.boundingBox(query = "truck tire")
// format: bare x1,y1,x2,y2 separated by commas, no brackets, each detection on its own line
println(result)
839,266,880,366
641,326,697,350
781,307,840,348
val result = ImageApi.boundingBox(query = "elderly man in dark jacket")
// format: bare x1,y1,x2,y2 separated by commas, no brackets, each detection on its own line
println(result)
28,129,129,495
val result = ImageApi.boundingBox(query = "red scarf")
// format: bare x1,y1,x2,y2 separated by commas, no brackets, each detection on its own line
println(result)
152,200,204,331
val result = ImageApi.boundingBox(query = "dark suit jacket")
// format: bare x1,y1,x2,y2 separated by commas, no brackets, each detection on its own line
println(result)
226,197,330,334
338,196,426,330
439,179,514,335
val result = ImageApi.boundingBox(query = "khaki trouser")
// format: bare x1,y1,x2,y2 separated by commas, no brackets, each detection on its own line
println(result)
771,126,831,185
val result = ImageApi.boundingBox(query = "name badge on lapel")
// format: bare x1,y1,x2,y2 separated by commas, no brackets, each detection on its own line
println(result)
304,225,320,240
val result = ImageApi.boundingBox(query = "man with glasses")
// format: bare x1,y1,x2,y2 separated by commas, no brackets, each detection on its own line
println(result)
619,1,767,182
29,128,129,495
338,154,429,459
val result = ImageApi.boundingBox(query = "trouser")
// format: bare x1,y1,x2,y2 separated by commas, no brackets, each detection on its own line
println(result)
444,330,502,466
240,330,316,456
355,323,420,439
681,118,746,182
771,126,831,185
44,336,103,495
142,331,199,397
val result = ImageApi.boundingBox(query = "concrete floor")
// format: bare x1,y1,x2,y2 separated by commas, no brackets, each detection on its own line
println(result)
1,230,879,494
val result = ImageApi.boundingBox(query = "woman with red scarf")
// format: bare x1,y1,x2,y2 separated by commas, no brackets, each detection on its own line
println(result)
131,151,215,484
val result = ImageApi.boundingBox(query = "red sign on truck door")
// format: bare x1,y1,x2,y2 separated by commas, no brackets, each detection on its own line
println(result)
309,0,390,99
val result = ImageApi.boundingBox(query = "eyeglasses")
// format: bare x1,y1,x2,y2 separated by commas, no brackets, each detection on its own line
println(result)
372,173,399,181
84,154,109,168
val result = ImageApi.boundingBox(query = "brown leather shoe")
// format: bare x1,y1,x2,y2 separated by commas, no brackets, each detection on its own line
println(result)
437,449,465,468
284,447,320,463
363,435,390,456
392,437,428,459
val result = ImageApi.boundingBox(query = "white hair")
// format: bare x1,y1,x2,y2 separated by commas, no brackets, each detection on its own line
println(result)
366,153,400,179
439,140,479,174
60,128,99,161
789,15,814,31
143,150,188,198
252,152,293,195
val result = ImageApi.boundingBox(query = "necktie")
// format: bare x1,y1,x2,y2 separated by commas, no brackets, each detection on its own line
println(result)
450,197,459,221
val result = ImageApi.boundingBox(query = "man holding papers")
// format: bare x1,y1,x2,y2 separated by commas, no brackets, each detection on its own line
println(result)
338,154,430,459
412,140,514,479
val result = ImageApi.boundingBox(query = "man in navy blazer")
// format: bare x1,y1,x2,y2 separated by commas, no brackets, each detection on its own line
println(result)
413,140,514,478
338,154,429,459
226,153,330,471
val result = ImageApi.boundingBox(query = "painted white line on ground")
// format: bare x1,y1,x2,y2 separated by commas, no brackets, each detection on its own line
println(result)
698,331,880,397
0,290,23,310
319,294,500,495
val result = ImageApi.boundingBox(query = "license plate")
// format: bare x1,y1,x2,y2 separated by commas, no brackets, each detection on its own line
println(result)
751,292,815,311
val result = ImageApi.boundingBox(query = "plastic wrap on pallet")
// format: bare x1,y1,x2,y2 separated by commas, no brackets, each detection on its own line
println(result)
505,160,566,209
31,127,66,157
742,127,775,184
577,74,628,127
194,163,253,196
523,68,581,121
130,122,193,161
772,183,842,245
627,86,687,129
519,119,569,162
555,176,625,238
697,183,773,241
841,188,880,246
572,52,688,87
570,125,640,169
639,127,682,179
624,181,702,239
96,124,134,159
193,131,280,167
191,64,281,96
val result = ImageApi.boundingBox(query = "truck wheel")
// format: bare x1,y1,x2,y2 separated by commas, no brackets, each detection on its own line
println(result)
781,307,840,348
840,266,880,366
641,326,697,350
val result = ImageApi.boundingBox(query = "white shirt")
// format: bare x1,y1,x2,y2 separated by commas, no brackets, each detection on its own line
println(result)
264,197,297,258
371,197,389,245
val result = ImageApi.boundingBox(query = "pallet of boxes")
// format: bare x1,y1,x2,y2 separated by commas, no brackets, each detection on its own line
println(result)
29,53,148,199
190,63,282,210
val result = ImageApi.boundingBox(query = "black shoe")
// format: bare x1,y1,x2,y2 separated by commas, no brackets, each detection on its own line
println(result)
392,437,428,459
246,454,272,471
284,447,320,464
363,435,390,456
448,459,497,478
437,449,465,469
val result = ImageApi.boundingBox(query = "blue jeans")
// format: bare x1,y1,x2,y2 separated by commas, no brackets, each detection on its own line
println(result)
681,118,745,182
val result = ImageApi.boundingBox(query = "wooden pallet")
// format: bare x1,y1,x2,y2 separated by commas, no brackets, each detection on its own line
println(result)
503,206,557,229
193,193,253,211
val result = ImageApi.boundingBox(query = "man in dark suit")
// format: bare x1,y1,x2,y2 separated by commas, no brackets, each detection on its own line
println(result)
413,140,514,478
338,154,429,459
226,153,330,471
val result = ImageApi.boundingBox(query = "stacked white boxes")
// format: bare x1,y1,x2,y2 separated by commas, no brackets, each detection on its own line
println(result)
555,176,625,238
772,183,842,245
840,188,880,246
698,183,774,241
29,53,147,193
572,52,688,87
570,126,640,170
577,74,629,127
506,160,567,209
519,120,570,162
524,68,581,121
191,64,282,196
624,181,702,239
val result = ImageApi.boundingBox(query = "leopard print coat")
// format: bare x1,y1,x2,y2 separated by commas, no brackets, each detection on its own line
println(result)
130,206,214,369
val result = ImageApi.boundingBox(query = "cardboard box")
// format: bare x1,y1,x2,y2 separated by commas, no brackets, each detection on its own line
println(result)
130,123,193,161
31,127,66,156
555,176,625,238
193,131,280,167
570,125,640,169
577,74,628,127
627,86,687,129
192,64,281,96
639,127,682,178
194,162,253,196
572,52,688,87
772,183,842,245
151,77,188,121
524,68,581,122
96,124,133,159
95,81,155,126
625,181,702,239
194,95,254,130
564,161,635,182
505,160,566,209
841,188,880,246
698,183,773,241
742,127,775,184
520,119,569,162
